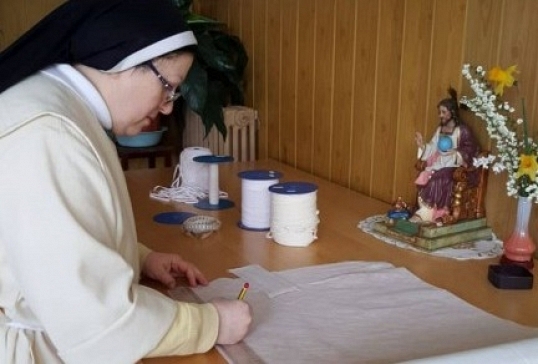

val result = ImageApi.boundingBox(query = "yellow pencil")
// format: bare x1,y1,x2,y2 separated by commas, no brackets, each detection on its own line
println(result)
237,282,249,300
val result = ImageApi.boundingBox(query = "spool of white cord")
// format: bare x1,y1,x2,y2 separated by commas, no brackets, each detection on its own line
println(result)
268,182,319,247
176,147,212,190
238,170,282,231
150,147,228,204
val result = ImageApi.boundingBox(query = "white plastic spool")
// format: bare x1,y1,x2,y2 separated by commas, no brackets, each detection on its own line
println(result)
192,155,234,210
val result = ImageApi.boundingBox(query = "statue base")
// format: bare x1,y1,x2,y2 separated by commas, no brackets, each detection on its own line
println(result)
373,217,492,251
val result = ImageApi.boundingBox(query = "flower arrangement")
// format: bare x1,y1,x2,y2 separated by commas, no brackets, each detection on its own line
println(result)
460,64,538,201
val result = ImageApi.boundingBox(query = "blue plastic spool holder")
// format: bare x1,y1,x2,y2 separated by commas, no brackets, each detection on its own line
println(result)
193,155,235,210
237,169,283,231
268,181,318,195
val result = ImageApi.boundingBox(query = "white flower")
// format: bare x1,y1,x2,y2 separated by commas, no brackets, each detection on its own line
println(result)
461,64,537,201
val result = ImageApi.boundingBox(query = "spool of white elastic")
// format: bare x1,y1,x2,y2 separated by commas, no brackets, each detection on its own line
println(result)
238,170,282,231
268,182,320,247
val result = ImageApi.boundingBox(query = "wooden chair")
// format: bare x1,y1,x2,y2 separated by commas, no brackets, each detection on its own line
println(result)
415,151,489,224
445,152,489,223
116,144,174,170
222,106,257,162
182,106,258,162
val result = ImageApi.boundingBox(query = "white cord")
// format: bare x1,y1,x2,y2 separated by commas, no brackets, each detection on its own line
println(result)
268,191,319,247
240,177,280,229
150,147,228,204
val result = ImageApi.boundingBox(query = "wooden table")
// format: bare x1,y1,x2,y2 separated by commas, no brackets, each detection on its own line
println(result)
125,159,538,364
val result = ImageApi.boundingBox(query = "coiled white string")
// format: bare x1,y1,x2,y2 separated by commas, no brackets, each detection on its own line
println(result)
150,147,228,204
268,190,319,247
240,175,280,230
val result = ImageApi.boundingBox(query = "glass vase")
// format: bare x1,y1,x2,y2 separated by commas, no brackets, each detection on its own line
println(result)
502,196,535,268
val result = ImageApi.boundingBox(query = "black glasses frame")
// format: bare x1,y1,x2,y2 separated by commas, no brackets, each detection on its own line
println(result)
144,61,181,103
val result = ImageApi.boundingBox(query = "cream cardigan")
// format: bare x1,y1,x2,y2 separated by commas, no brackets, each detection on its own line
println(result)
0,73,218,363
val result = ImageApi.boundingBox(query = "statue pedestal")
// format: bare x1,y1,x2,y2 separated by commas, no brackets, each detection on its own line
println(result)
373,218,493,251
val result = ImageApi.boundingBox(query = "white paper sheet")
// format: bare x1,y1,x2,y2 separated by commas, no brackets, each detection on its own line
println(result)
170,262,538,364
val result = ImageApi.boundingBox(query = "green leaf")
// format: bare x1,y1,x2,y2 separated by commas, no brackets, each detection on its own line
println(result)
202,80,227,138
517,174,532,197
180,60,208,114
171,0,248,138
186,13,222,25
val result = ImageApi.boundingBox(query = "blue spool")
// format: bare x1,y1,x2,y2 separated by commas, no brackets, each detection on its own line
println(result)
269,181,318,195
238,169,282,180
153,212,196,225
193,155,234,164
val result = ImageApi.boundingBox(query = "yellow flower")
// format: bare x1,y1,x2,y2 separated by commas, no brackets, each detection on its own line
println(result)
516,154,538,182
487,65,517,96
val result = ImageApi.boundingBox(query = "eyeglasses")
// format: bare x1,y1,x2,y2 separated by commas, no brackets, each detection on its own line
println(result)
144,61,181,103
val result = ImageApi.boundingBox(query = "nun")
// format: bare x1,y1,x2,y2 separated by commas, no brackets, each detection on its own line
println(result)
0,0,251,363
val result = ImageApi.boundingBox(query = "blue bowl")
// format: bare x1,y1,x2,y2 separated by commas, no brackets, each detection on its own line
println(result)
116,127,167,147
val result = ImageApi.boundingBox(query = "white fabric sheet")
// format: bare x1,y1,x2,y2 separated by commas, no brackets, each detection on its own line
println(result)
172,262,538,364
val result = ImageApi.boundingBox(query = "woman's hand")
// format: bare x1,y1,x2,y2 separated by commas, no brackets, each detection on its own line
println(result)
212,299,252,345
142,252,208,288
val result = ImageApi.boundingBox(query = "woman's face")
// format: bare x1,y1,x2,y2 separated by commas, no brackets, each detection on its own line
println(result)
110,53,194,136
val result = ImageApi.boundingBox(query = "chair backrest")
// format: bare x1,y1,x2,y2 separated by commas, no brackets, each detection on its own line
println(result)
223,106,257,162
182,106,258,162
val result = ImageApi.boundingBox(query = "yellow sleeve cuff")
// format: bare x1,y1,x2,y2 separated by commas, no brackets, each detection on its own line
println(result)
146,302,219,357
137,243,152,268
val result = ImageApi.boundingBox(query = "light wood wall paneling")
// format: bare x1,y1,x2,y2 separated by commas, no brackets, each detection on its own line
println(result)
370,0,404,202
0,1,25,50
228,0,241,34
0,0,64,51
251,0,268,162
265,0,282,161
500,0,538,141
279,0,298,166
240,0,255,108
330,0,356,187
312,0,336,181
349,0,378,195
295,0,316,173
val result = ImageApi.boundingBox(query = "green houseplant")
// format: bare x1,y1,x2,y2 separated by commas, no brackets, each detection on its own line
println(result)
172,0,248,138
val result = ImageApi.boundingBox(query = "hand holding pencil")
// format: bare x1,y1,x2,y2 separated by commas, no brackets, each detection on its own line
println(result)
212,294,252,345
